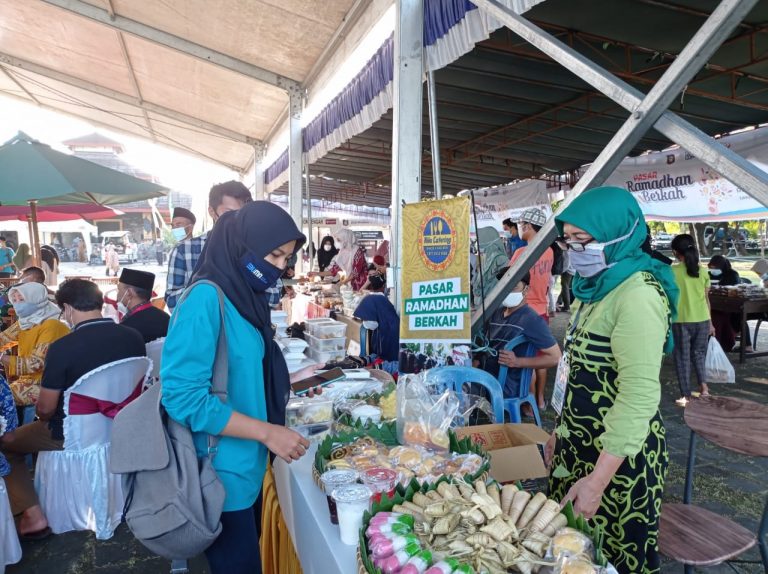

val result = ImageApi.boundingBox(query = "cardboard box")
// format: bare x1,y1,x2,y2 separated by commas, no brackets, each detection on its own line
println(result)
454,423,551,483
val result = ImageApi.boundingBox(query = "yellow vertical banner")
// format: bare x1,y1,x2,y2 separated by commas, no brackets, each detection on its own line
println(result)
400,197,471,366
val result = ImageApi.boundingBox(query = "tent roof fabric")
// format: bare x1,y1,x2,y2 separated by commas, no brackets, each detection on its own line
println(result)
0,0,361,172
271,0,768,207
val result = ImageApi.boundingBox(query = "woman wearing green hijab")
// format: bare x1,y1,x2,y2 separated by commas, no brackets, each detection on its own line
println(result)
544,186,677,574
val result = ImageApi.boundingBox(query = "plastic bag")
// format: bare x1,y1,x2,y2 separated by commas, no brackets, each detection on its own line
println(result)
454,393,494,427
396,372,459,451
705,337,735,383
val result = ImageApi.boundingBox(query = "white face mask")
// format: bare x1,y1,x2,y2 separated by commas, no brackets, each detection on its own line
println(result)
117,292,129,316
567,219,639,278
362,320,379,331
709,268,722,277
323,244,332,252
502,291,525,308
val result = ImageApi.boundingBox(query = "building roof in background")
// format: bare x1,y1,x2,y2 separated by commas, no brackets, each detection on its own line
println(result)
62,132,124,152
65,132,190,211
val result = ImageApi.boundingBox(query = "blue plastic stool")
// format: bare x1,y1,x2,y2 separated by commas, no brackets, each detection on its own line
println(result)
426,366,505,423
22,406,35,469
498,335,542,426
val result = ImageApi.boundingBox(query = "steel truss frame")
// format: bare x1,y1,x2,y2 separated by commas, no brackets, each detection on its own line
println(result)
463,0,768,332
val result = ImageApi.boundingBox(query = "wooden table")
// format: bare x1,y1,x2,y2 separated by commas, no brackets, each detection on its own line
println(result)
708,294,768,363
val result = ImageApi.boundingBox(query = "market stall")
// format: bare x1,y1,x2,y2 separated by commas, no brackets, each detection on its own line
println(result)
277,275,374,368
266,366,616,574
709,284,768,363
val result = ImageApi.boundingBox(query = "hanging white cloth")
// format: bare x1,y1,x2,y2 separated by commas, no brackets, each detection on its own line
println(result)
0,478,22,570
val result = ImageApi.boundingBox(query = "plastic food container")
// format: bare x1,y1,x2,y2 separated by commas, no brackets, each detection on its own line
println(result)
351,404,382,425
332,484,372,545
305,333,346,352
293,422,332,443
308,347,345,364
281,337,309,353
320,469,359,524
307,320,347,339
285,397,333,427
305,317,332,327
361,468,397,503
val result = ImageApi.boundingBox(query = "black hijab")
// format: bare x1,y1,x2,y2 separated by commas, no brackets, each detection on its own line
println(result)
317,235,338,271
190,201,306,426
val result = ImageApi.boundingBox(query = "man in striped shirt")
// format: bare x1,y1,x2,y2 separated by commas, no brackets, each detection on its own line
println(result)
164,182,252,312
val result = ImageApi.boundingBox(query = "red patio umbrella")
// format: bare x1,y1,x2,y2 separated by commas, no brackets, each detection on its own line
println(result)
0,203,122,222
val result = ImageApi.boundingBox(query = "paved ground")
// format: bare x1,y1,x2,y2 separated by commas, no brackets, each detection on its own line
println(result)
55,261,169,296
7,291,768,573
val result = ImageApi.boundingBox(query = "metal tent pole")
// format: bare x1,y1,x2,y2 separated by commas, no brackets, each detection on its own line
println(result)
253,143,266,201
390,0,425,313
427,70,442,199
470,0,762,331
287,87,304,273
472,0,768,206
305,166,314,270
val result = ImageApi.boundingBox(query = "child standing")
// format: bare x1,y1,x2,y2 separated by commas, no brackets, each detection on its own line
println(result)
671,234,715,405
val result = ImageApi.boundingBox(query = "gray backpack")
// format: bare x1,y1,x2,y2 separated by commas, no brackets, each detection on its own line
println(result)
110,281,228,559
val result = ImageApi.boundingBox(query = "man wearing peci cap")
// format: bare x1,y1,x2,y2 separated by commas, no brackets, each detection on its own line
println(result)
117,268,169,343
508,208,554,412
164,182,253,312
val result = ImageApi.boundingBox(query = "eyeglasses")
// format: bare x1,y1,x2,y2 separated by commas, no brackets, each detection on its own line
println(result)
565,239,595,252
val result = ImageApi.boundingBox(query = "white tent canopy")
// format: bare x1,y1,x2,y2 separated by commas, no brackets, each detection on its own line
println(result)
0,0,371,173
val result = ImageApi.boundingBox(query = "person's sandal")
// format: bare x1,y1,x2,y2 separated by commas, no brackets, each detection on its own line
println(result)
19,526,52,541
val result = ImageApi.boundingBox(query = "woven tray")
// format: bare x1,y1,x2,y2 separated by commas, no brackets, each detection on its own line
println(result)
356,547,367,574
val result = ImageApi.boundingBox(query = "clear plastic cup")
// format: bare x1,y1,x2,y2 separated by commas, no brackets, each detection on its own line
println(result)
320,469,358,525
332,484,372,545
361,468,398,503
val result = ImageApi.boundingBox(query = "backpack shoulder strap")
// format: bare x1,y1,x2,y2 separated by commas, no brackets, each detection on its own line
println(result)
172,280,229,458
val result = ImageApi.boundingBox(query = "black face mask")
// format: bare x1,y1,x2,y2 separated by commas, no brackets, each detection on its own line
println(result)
238,251,283,292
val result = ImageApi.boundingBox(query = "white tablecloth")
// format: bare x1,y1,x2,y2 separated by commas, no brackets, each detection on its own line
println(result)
273,444,358,574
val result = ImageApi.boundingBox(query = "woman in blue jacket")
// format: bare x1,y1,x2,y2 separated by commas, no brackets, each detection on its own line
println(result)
161,201,310,574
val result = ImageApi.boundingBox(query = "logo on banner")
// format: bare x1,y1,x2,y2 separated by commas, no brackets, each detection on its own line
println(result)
419,209,456,271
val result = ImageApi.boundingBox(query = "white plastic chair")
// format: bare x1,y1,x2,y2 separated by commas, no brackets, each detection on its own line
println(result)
35,356,152,540
145,337,165,387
